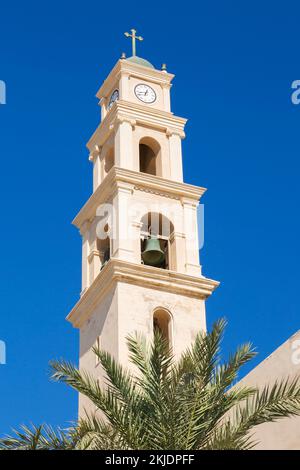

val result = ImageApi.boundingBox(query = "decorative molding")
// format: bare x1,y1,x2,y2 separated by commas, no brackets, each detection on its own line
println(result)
72,167,206,230
67,258,220,328
87,100,187,153
115,117,136,129
88,144,102,162
166,127,185,139
115,180,134,196
181,197,199,208
134,185,180,200
96,59,175,100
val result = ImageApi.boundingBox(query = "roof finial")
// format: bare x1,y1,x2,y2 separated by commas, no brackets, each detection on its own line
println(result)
124,29,143,57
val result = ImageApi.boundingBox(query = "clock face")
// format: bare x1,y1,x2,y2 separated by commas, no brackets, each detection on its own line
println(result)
134,84,156,103
107,89,119,110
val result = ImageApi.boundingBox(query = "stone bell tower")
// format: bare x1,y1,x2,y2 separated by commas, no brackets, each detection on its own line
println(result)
67,30,219,415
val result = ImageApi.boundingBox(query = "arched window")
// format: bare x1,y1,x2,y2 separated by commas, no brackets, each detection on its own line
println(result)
140,212,174,269
97,224,110,270
153,309,172,346
139,137,161,176
104,148,114,175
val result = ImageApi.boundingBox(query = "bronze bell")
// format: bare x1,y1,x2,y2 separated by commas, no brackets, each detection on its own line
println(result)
142,237,165,267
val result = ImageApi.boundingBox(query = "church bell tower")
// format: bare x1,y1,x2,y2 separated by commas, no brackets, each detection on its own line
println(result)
67,31,219,415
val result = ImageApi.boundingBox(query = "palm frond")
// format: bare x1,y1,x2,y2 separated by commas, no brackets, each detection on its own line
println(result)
0,424,76,450
5,319,300,451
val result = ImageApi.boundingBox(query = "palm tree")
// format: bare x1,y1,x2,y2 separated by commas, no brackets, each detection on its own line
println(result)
0,424,77,450
2,318,300,450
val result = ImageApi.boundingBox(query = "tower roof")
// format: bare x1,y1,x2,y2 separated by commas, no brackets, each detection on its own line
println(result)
126,55,155,69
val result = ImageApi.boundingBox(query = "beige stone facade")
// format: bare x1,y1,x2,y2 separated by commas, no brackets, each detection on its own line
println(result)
66,53,300,450
67,56,219,416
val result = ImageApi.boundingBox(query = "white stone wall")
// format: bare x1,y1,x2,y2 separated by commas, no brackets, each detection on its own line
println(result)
237,330,300,449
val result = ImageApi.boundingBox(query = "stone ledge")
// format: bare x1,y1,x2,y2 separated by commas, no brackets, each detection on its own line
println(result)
67,258,219,328
87,99,187,152
72,167,206,229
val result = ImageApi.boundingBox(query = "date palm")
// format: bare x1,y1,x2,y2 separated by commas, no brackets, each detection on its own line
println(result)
2,318,300,450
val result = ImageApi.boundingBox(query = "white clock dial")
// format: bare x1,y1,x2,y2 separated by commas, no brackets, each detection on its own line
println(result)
134,84,156,103
107,89,119,110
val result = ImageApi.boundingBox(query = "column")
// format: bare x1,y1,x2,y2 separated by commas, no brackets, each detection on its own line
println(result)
130,221,143,264
93,149,103,191
114,118,135,170
111,183,135,262
80,221,91,295
167,130,184,182
169,231,186,273
88,249,101,284
119,73,130,101
182,199,201,276
161,83,171,112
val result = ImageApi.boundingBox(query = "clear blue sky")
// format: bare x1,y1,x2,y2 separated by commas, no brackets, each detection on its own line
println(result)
0,0,299,434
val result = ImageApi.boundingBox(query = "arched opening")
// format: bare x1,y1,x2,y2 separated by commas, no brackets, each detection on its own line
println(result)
97,224,110,270
139,144,156,175
139,137,161,176
104,148,114,175
140,212,174,270
153,309,172,346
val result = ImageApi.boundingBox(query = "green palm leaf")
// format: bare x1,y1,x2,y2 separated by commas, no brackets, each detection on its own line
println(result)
2,319,300,450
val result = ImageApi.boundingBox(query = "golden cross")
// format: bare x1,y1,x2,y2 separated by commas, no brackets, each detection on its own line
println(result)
124,29,143,57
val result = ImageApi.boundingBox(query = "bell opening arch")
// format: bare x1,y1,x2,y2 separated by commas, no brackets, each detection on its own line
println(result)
103,147,114,175
139,137,161,176
140,212,175,270
96,223,111,270
153,308,173,348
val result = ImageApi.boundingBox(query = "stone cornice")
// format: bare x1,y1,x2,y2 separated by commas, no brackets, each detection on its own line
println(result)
72,167,206,229
67,259,220,328
87,100,187,152
96,59,174,100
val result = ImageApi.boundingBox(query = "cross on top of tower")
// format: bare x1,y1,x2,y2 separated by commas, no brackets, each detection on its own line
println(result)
124,29,143,57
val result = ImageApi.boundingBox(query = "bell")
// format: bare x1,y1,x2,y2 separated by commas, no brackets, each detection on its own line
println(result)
142,237,165,267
